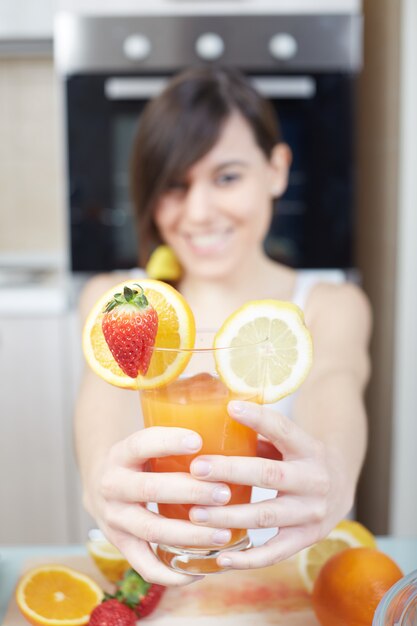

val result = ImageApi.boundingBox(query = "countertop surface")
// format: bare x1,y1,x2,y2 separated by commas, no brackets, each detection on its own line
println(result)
0,253,71,316
1,538,416,623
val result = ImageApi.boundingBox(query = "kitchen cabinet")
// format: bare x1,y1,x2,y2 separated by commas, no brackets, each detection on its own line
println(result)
0,314,85,544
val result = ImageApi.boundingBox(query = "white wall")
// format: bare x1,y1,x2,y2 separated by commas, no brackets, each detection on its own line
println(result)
390,0,417,535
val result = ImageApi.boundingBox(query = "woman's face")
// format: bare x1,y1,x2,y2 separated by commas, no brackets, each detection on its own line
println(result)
154,112,290,281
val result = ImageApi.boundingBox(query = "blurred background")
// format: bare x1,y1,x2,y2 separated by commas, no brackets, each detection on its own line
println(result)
0,0,416,544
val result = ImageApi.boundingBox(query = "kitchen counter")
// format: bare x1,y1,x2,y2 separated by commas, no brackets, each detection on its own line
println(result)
0,253,70,316
1,538,416,623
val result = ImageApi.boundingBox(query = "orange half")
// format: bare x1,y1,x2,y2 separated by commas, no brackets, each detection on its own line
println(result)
15,565,103,626
82,279,196,389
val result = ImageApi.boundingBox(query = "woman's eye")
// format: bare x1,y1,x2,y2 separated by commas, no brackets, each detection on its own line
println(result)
216,172,241,186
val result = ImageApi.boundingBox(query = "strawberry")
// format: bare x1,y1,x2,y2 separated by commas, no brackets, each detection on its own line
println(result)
114,568,166,619
88,598,137,626
102,284,158,378
135,583,166,619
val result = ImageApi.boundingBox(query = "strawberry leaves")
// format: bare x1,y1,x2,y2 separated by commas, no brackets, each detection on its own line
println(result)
104,285,149,313
100,569,166,621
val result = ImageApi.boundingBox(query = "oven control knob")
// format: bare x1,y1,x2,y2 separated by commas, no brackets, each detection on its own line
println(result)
195,33,225,60
269,33,298,60
123,34,151,61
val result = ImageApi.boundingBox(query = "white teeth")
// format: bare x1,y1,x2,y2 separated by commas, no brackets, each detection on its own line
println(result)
189,232,229,247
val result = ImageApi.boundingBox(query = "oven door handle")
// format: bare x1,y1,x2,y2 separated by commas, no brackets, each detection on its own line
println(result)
105,77,169,99
104,75,316,100
251,76,316,99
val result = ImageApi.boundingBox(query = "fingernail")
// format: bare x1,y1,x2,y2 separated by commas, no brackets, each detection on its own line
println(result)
183,434,202,451
212,486,231,504
212,529,231,545
228,401,246,416
218,556,233,568
192,459,211,477
191,508,209,522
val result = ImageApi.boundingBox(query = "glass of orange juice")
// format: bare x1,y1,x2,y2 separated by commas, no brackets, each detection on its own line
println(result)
139,331,266,575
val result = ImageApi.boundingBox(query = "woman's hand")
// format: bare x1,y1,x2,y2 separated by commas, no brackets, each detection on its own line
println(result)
188,400,353,570
86,426,234,586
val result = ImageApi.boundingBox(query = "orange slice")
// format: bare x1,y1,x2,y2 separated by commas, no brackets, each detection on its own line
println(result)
297,519,377,592
15,565,103,626
82,279,196,389
214,300,313,403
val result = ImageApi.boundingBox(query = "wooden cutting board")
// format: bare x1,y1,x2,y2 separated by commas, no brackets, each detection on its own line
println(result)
4,553,320,625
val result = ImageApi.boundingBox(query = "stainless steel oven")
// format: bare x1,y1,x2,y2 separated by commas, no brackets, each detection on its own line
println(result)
55,3,362,273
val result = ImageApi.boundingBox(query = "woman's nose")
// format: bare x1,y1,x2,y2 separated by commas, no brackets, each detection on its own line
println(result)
182,182,212,223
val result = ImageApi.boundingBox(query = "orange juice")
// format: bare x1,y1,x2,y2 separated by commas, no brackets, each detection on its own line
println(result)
140,373,258,546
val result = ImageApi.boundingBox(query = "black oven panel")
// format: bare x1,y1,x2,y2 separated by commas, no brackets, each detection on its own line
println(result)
66,72,355,271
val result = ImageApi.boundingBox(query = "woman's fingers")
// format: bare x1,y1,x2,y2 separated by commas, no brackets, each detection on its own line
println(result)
190,455,329,497
102,466,231,505
105,529,202,586
217,525,318,570
189,496,323,530
228,401,317,460
111,427,202,466
108,503,232,549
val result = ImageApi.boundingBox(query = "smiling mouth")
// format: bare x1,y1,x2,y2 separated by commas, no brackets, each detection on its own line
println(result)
185,230,233,254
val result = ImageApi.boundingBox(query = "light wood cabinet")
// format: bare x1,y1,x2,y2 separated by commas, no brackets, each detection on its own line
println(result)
0,315,70,543
0,312,94,544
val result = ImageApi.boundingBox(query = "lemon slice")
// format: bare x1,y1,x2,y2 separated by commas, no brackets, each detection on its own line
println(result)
213,300,313,403
82,279,196,389
87,539,130,583
297,519,377,592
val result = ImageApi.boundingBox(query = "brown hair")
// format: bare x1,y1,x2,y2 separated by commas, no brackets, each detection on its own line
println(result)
130,65,282,266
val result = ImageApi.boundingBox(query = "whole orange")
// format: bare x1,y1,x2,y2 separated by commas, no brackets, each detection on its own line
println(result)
312,547,403,626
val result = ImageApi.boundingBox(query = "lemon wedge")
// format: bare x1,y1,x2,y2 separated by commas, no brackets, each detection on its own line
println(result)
86,539,130,583
146,245,182,281
297,519,377,592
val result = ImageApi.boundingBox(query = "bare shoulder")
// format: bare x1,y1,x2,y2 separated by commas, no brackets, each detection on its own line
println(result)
78,272,131,323
307,281,372,340
304,281,372,386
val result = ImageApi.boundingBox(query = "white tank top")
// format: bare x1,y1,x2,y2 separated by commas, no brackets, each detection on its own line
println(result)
271,269,345,420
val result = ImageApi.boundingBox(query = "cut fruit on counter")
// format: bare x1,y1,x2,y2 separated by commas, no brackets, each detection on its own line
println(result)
312,547,403,626
82,279,196,389
88,599,136,626
111,568,166,619
214,300,313,403
297,519,377,593
15,565,103,626
86,538,130,584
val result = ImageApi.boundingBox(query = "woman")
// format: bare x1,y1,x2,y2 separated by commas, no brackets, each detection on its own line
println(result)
75,66,371,586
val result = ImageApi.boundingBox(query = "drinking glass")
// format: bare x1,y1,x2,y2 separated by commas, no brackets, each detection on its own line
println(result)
139,331,266,575
373,570,417,625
